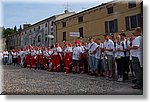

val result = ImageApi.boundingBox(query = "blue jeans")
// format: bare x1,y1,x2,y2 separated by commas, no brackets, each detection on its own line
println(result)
88,56,95,72
95,58,102,72
3,57,8,65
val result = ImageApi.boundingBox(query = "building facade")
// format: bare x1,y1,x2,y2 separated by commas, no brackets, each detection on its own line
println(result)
6,32,21,50
20,10,75,48
55,0,143,44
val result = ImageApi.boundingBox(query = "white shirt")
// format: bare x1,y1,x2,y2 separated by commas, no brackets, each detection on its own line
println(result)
64,47,73,53
87,42,99,56
95,43,103,59
103,39,114,56
120,39,130,57
12,52,18,58
3,51,9,57
80,46,87,53
44,50,50,57
131,35,143,67
72,46,82,60
53,47,62,55
115,43,125,58
20,51,25,58
48,50,53,55
31,50,36,56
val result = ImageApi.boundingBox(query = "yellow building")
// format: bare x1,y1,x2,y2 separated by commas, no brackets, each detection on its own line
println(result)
55,0,143,44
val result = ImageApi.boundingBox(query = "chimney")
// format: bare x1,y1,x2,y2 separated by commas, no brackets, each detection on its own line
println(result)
64,10,69,14
23,24,31,29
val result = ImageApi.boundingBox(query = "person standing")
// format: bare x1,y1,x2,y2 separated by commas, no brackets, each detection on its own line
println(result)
80,42,88,73
119,33,130,80
31,49,36,69
52,43,62,72
93,38,103,77
20,48,25,67
12,49,18,66
129,27,143,89
87,37,98,75
63,43,73,73
103,33,114,80
2,49,9,65
114,35,125,82
72,40,82,74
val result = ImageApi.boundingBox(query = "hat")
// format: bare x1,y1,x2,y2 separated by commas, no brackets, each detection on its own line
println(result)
119,33,126,37
68,43,72,47
74,40,80,44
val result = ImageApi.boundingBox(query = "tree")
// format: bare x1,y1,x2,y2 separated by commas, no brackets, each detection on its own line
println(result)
14,26,17,31
2,27,16,38
19,25,22,30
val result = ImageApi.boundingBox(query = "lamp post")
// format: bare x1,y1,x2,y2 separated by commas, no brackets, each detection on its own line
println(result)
47,35,54,47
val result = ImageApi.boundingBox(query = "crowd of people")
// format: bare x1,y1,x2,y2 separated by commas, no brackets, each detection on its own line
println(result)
0,27,143,90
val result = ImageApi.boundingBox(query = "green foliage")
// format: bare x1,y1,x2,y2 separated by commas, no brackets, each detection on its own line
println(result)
14,26,17,31
2,27,17,38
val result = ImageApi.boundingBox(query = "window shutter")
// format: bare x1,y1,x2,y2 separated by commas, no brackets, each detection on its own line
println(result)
105,21,108,33
125,16,130,30
137,14,142,28
63,32,66,41
114,19,118,32
79,27,83,38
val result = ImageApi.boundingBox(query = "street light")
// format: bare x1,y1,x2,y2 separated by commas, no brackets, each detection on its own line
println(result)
47,35,54,47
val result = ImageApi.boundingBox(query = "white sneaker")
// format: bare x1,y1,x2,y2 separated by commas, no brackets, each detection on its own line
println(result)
117,78,123,82
119,78,123,82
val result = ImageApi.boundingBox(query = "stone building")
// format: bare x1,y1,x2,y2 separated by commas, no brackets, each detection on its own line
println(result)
55,0,143,44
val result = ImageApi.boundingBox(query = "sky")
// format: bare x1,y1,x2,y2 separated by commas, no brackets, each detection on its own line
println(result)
1,0,112,28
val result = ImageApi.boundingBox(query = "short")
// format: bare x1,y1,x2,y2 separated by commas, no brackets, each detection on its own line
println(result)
105,55,113,71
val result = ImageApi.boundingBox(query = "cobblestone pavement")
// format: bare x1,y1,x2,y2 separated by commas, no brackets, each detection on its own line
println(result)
1,65,143,95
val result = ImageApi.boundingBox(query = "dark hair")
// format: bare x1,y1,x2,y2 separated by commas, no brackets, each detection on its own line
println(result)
96,38,101,40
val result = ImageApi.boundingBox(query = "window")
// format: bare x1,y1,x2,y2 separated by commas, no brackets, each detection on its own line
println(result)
38,35,41,42
51,28,53,31
107,7,113,14
62,22,66,27
125,16,130,30
45,37,47,42
137,14,143,28
125,14,142,30
105,19,118,33
128,1,136,8
51,21,54,26
51,32,53,35
33,40,35,45
130,15,137,28
63,32,66,41
38,26,40,29
30,30,31,33
78,16,83,22
34,28,35,31
79,27,83,38
25,32,26,34
45,23,47,27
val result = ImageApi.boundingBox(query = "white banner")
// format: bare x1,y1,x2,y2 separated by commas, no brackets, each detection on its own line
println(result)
70,32,80,37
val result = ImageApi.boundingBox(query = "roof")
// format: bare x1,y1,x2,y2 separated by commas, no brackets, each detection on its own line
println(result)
55,0,114,23
21,11,75,32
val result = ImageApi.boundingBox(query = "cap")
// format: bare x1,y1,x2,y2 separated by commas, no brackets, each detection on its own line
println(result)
75,40,80,44
119,33,126,37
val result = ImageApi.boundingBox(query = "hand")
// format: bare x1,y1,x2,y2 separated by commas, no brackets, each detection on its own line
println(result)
117,48,121,51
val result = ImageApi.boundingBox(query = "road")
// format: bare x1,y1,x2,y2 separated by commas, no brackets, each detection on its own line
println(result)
1,65,143,95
